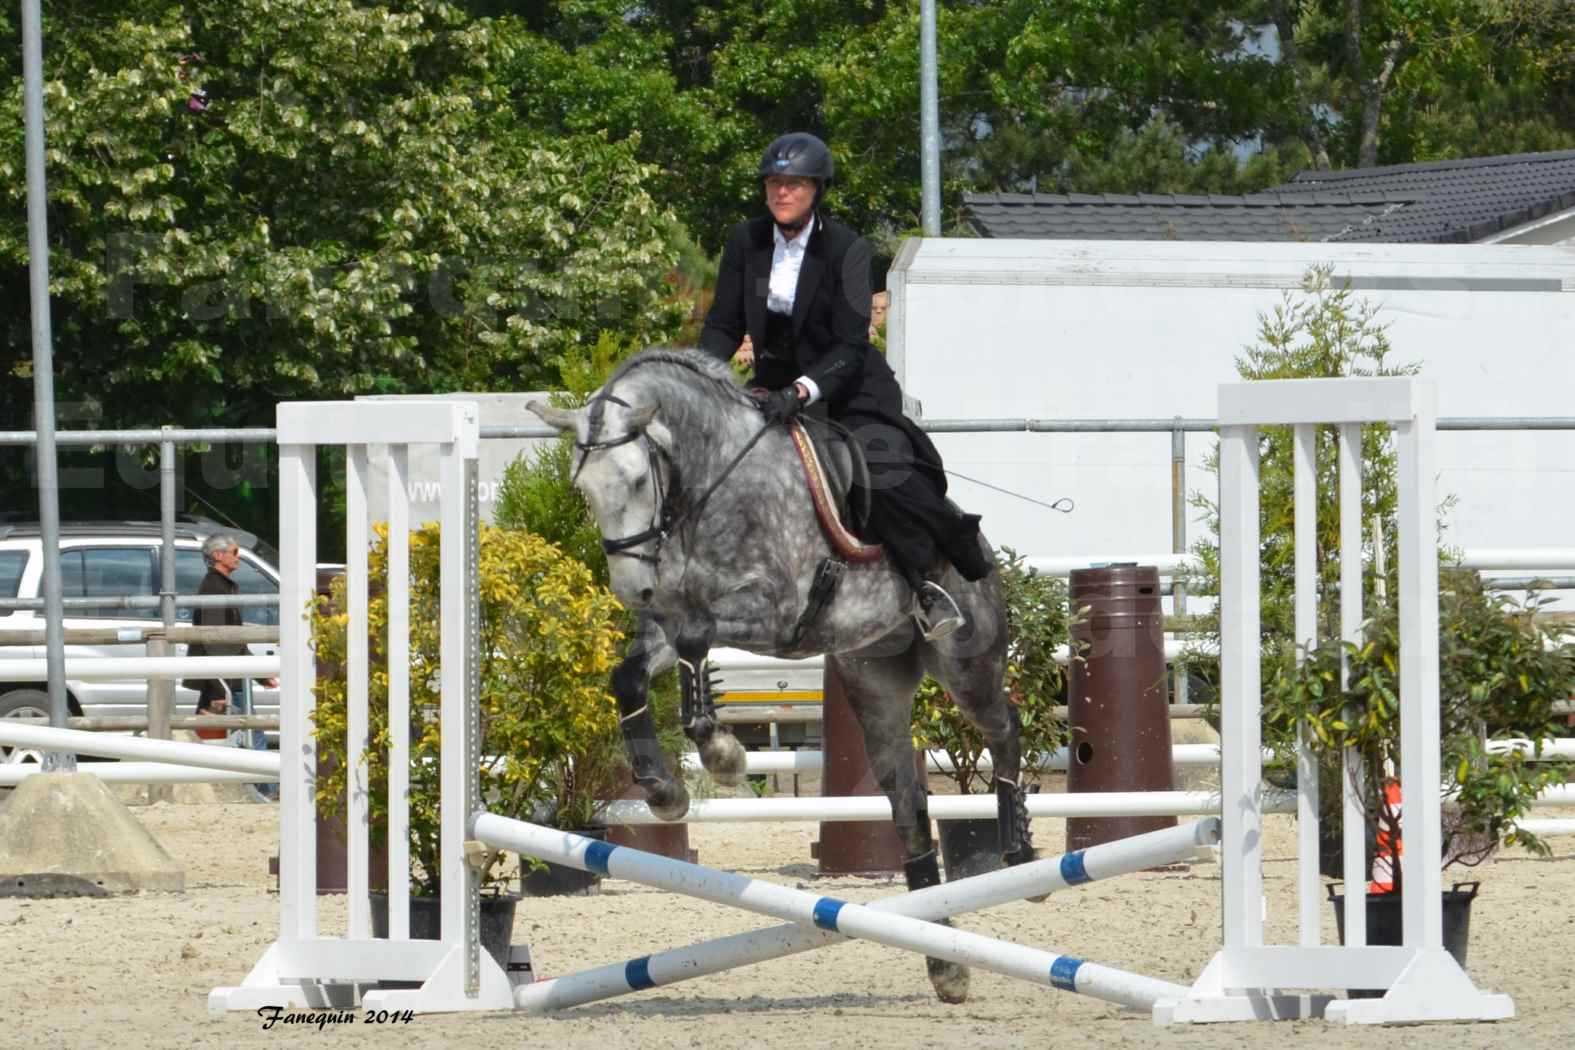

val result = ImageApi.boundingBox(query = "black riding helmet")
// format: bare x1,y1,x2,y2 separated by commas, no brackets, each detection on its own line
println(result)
759,132,834,190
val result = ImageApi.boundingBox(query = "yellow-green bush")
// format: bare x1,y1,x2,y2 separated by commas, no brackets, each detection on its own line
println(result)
312,522,626,894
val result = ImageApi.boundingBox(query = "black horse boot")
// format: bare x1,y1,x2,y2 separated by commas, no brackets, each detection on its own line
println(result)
942,514,993,582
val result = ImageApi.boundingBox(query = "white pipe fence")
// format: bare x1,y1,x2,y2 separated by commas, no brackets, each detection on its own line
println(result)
0,761,276,786
3,722,1568,820
0,723,278,776
600,791,1298,825
1024,548,1575,579
0,655,278,681
692,739,1575,775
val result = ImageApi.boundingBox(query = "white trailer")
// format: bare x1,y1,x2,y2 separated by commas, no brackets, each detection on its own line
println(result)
887,238,1575,577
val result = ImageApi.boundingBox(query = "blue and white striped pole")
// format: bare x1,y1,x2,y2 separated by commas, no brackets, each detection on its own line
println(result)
473,814,1213,1013
513,818,1218,1014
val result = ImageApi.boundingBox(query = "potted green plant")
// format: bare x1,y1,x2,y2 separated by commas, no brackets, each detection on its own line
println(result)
1179,268,1575,978
311,520,630,943
911,548,1075,878
1264,570,1575,981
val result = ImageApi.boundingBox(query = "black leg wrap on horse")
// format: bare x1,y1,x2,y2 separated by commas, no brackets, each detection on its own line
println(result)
994,777,1034,865
620,709,666,784
613,677,689,820
903,850,942,891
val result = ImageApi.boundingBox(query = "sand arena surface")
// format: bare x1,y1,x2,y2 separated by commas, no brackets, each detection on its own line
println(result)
2,784,1574,1050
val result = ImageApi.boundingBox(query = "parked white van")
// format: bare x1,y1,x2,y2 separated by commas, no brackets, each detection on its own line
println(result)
0,521,281,744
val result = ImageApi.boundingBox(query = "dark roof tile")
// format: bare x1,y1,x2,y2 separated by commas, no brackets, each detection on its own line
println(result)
964,150,1575,243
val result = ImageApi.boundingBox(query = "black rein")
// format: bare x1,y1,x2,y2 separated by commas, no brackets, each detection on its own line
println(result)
574,392,774,568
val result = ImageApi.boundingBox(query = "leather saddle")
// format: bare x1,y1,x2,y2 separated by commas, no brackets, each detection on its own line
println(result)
786,420,885,565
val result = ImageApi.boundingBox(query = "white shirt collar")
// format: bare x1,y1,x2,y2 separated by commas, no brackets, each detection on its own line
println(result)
773,213,816,251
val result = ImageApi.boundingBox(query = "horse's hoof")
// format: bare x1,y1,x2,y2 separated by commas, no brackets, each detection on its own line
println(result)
927,957,970,1003
646,779,690,822
1003,844,1036,867
701,730,748,788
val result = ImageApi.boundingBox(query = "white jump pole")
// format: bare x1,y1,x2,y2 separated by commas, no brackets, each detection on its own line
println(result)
0,655,278,681
473,815,1190,1012
599,790,1298,825
516,818,1221,1013
1516,819,1575,837
686,743,1231,776
0,761,276,786
0,722,279,776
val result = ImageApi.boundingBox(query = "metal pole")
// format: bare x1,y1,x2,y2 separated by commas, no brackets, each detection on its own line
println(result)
918,0,941,235
148,435,179,801
21,0,72,772
1170,419,1189,707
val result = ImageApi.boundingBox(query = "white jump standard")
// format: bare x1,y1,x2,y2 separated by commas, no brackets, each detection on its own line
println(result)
1154,377,1513,1025
209,400,517,1014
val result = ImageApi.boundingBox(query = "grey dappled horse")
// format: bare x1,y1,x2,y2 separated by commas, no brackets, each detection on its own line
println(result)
529,349,1033,1003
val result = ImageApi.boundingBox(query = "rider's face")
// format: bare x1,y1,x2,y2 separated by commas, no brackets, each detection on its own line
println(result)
764,175,816,229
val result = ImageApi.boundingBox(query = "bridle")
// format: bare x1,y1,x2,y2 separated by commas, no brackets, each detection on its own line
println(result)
573,393,679,566
572,388,777,570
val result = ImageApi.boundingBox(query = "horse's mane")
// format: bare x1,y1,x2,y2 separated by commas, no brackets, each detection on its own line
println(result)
603,347,757,411
597,348,765,501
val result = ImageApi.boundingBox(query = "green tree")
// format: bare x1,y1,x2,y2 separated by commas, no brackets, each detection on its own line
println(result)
0,0,684,432
1263,0,1575,167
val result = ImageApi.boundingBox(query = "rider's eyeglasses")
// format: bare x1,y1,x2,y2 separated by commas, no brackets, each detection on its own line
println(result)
765,176,815,194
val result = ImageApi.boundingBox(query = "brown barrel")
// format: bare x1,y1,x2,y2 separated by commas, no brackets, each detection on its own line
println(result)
812,661,922,875
1066,564,1175,851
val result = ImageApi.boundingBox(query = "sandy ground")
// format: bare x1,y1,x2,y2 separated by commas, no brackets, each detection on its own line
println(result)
2,773,1574,1050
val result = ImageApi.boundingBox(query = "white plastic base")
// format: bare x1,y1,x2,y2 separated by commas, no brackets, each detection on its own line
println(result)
209,938,519,1015
1323,948,1515,1025
1154,946,1514,1026
361,944,516,1013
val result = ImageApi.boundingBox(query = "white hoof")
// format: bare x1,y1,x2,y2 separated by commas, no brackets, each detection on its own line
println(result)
702,731,748,787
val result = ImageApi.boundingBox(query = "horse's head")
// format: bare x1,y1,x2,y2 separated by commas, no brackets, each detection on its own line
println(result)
528,393,672,607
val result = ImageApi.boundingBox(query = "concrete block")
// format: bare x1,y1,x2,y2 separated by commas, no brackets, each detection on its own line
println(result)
0,771,184,894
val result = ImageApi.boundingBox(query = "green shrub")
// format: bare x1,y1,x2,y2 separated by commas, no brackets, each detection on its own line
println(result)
1265,570,1575,874
1179,265,1415,693
1179,265,1575,875
495,436,609,587
311,522,627,894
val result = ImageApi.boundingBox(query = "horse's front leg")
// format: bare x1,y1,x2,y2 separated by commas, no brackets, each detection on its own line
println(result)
612,616,689,821
674,616,747,787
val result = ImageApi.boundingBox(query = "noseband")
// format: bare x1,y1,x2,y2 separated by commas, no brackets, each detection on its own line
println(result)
573,393,679,566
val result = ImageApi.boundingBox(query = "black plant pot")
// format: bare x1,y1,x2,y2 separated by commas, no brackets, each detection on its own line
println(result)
519,827,606,897
1317,820,1378,881
936,817,1004,881
1329,881,1479,998
369,889,519,984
